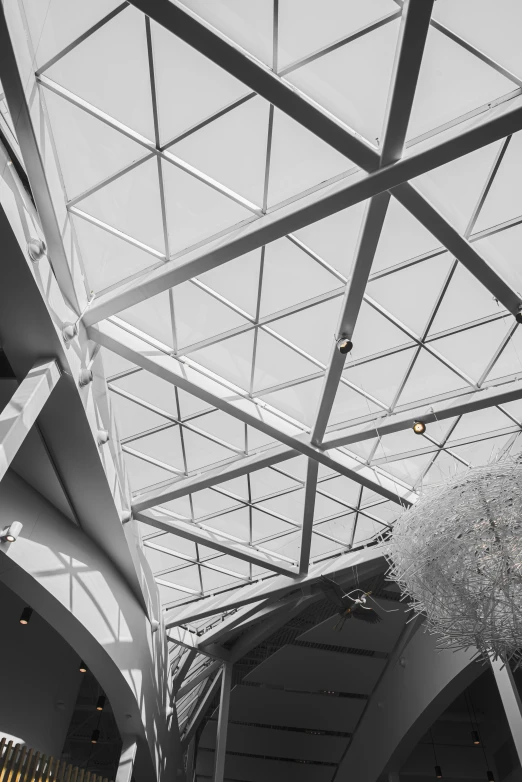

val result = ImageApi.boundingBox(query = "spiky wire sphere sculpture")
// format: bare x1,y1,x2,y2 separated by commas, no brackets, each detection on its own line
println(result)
386,456,522,666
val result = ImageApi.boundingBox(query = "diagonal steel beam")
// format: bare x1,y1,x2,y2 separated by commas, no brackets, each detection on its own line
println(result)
132,376,522,510
136,509,298,576
0,359,61,482
127,0,376,170
165,544,386,627
301,0,434,575
0,7,80,313
172,649,197,696
82,4,522,325
180,669,223,750
91,320,411,506
177,660,221,701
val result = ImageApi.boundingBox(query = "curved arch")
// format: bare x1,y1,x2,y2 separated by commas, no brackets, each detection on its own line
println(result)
337,625,483,781
0,470,175,782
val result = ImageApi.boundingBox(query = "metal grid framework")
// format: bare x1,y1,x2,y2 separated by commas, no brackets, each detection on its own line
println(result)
4,0,522,742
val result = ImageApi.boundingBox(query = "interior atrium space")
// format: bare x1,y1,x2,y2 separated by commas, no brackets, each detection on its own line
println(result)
1,1,522,781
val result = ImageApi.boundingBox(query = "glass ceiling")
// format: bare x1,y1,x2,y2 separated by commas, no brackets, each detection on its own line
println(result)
6,0,522,636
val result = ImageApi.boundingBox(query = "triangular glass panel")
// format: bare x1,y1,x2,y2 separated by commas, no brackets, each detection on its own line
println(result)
21,0,122,70
182,428,238,471
172,282,249,350
111,370,178,417
253,330,319,392
319,475,361,508
286,18,400,145
47,6,155,139
352,516,385,546
177,390,214,419
151,20,249,143
100,347,136,379
407,26,514,142
110,391,170,440
412,141,502,235
129,426,185,471
474,133,522,233
328,379,383,428
278,0,397,70
78,157,166,254
474,222,522,302
257,489,304,524
191,488,241,520
269,297,342,365
259,377,323,428
162,160,253,255
189,409,245,452
198,249,262,319
367,254,454,337
343,347,417,410
200,569,243,593
172,96,269,207
203,507,250,540
448,407,513,443
449,434,515,469
429,263,506,334
252,508,295,542
293,202,367,279
434,0,522,81
260,238,340,317
190,330,255,392
377,453,434,486
72,214,159,294
351,300,414,359
397,349,467,407
371,199,444,274
260,532,301,560
43,88,146,202
484,326,522,382
313,492,349,521
119,291,174,348
430,320,508,384
124,452,176,493
180,0,274,67
267,109,351,207
250,468,302,502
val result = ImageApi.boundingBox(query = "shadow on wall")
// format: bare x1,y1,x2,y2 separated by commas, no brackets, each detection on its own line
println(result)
0,469,175,782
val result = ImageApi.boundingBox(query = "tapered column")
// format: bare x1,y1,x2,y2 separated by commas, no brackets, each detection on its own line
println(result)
213,663,233,782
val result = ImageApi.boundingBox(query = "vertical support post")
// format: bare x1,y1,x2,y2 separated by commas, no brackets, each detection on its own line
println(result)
115,736,137,782
185,739,196,782
213,662,233,782
491,657,522,765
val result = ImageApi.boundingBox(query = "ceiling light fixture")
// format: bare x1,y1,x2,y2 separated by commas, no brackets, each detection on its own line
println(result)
79,661,87,673
96,695,106,712
413,420,426,435
487,772,495,782
1,521,23,543
19,606,32,625
435,765,443,779
91,729,100,744
472,730,481,745
337,337,353,354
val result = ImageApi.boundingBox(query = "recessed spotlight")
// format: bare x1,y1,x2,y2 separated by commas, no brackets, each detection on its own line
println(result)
1,521,23,543
19,606,32,625
413,420,426,435
337,337,353,355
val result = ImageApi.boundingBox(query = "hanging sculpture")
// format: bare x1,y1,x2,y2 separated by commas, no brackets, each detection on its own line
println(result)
386,456,522,667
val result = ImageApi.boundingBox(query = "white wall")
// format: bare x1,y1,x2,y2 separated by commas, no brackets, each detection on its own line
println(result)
339,626,482,781
0,581,82,756
0,470,175,782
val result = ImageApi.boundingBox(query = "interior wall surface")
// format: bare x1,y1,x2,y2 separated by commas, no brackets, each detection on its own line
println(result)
339,625,483,782
0,469,174,782
0,580,82,757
